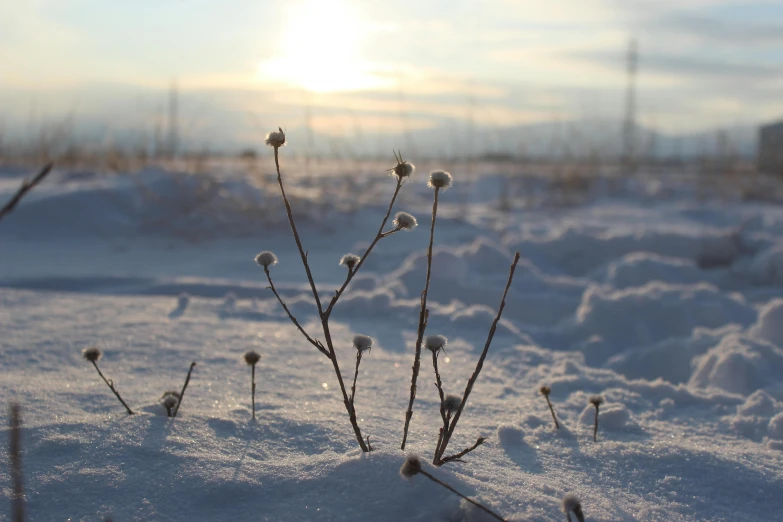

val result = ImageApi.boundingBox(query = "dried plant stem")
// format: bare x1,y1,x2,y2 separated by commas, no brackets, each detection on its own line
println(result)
0,163,53,223
401,187,441,450
274,147,324,315
593,405,600,442
324,178,403,319
264,267,329,357
418,469,506,522
251,364,257,420
322,327,369,452
545,395,560,430
91,361,134,415
350,351,363,406
431,350,448,455
9,403,25,522
274,147,422,453
172,362,196,418
434,252,521,465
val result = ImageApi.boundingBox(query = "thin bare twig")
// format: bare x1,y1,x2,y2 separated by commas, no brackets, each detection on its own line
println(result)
418,469,505,522
172,362,196,418
251,364,256,420
401,187,440,450
349,351,363,406
437,436,486,465
9,403,25,522
91,361,134,415
434,252,521,465
264,267,329,357
0,163,53,223
274,147,324,315
324,177,403,319
270,143,372,452
431,350,448,455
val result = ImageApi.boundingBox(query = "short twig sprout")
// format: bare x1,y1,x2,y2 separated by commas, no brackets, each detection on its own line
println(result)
171,362,197,418
264,127,286,148
393,211,418,231
244,351,261,419
561,493,585,522
443,394,461,414
255,251,278,268
427,170,453,190
340,253,361,272
540,385,560,430
349,335,373,407
425,335,448,354
589,395,604,442
82,347,134,415
161,392,180,417
399,455,506,521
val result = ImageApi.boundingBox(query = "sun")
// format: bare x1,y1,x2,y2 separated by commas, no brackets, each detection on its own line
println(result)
258,0,392,93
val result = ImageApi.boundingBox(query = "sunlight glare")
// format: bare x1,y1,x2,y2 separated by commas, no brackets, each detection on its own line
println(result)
258,0,392,92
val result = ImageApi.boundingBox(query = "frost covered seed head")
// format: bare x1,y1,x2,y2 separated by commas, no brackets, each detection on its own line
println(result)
561,493,584,522
540,385,551,396
443,394,462,413
255,251,278,268
244,350,261,366
264,127,286,148
82,347,102,362
391,161,415,179
393,211,418,231
589,395,604,408
353,334,373,353
340,253,361,270
400,454,422,478
161,395,179,409
425,335,448,353
161,390,181,400
428,170,453,190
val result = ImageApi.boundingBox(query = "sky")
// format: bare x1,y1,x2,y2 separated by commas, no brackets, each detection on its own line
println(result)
1,0,782,154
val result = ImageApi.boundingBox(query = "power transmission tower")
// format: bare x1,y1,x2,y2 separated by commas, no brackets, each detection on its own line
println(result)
168,78,179,159
622,38,638,173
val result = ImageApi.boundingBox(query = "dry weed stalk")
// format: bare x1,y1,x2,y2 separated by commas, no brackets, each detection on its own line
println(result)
82,347,134,415
171,362,197,418
260,132,415,452
0,163,53,223
589,395,603,442
540,385,560,429
432,252,521,466
400,455,506,521
9,403,25,522
244,351,261,419
401,170,451,450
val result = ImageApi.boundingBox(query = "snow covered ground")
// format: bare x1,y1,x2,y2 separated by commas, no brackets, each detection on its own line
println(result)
2,161,783,521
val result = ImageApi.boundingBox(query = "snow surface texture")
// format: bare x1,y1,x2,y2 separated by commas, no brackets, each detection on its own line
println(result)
2,164,783,521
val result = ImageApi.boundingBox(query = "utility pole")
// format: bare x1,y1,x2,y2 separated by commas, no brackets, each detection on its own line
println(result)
168,78,179,159
622,38,638,173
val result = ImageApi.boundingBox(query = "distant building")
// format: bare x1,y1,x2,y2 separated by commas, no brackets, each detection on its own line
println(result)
759,121,783,173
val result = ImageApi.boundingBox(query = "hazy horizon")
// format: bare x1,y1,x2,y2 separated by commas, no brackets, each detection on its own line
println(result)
2,0,782,156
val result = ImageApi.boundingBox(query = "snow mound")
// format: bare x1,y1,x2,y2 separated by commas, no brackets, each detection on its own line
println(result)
769,413,783,440
574,282,754,350
578,402,642,433
690,334,783,395
603,252,704,289
496,424,525,446
749,244,783,285
748,298,783,347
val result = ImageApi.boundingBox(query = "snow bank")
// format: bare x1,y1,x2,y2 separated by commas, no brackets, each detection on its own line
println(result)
573,282,754,350
690,334,783,395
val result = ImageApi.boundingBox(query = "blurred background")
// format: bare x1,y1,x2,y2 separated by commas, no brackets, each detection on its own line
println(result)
2,0,782,174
